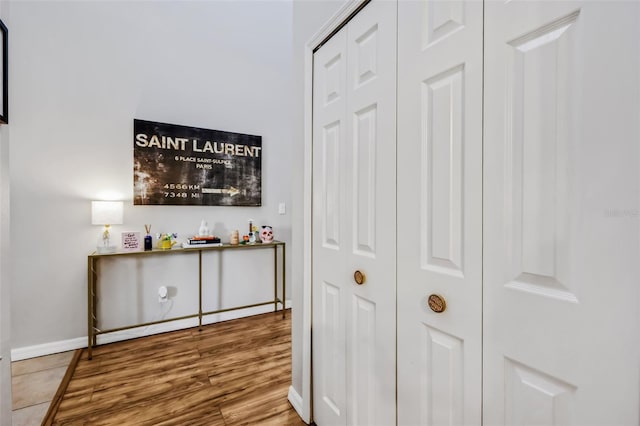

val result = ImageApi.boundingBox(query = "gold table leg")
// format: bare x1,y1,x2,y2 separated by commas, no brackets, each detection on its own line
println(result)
274,246,278,314
282,242,286,319
87,256,96,360
198,250,203,332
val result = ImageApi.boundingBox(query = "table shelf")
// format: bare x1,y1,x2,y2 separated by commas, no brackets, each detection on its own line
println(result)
87,241,286,359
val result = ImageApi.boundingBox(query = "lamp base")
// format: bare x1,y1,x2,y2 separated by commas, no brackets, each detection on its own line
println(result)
96,231,117,254
96,245,117,254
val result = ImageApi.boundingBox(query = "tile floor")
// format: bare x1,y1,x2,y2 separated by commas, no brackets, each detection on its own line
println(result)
11,351,74,426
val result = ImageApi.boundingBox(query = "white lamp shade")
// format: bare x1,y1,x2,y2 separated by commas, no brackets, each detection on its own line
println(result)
91,201,123,225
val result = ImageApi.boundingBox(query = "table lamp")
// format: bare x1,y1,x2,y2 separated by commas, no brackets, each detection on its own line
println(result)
91,201,123,253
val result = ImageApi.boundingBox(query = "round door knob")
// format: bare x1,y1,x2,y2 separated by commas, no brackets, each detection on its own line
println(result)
427,294,446,313
354,270,366,285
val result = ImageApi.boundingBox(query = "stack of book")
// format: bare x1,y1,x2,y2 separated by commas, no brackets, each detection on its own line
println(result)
182,236,222,248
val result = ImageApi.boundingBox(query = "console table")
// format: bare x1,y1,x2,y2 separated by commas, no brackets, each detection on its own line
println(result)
87,241,286,360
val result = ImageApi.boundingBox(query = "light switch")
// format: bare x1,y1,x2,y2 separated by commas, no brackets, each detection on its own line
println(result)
278,202,286,215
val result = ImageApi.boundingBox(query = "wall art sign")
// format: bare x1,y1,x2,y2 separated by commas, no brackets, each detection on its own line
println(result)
133,119,262,206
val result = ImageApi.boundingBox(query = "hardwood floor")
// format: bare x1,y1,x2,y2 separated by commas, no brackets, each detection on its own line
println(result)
50,310,305,425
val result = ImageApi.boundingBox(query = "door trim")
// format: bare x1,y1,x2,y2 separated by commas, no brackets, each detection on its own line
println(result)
296,1,369,423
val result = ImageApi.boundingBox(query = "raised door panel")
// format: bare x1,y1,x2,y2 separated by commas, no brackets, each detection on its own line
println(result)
353,104,377,257
421,65,464,276
504,359,576,426
397,1,483,425
318,281,344,418
483,1,640,424
349,295,376,425
423,0,464,47
420,325,464,426
321,122,342,250
503,11,578,302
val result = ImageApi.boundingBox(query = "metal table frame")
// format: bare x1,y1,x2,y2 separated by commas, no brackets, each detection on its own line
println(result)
87,241,286,360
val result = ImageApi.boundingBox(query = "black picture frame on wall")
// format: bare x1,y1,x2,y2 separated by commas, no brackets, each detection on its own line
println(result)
0,19,7,125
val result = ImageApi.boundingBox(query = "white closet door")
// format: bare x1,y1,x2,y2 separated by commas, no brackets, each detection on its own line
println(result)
312,25,348,426
484,1,640,424
312,1,397,425
397,1,484,425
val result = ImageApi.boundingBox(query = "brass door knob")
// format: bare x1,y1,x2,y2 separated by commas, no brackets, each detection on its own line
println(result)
354,270,366,285
428,294,446,313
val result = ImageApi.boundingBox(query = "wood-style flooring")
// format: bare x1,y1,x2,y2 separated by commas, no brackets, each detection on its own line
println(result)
50,310,305,425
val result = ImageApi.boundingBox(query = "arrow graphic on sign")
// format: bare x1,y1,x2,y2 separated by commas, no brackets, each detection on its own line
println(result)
201,187,242,197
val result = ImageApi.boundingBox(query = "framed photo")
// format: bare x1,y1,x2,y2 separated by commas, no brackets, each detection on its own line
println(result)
121,232,142,252
0,19,7,124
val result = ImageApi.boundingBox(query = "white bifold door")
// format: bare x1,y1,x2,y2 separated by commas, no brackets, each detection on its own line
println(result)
397,0,483,425
311,1,397,425
483,1,639,424
311,0,639,424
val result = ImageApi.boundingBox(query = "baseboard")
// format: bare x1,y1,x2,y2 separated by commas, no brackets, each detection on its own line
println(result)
12,300,292,361
95,317,200,345
11,337,87,361
288,385,309,424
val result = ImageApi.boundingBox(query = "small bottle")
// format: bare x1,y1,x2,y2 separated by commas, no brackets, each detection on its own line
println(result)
144,234,152,251
144,225,152,251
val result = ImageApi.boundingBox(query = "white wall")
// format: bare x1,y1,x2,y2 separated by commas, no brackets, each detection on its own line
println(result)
1,126,10,426
290,0,346,406
10,1,293,353
0,0,11,421
7,0,349,417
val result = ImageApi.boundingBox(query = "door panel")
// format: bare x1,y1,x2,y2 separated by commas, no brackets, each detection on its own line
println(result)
321,122,341,249
503,9,578,303
421,325,464,426
422,65,464,276
484,1,640,424
312,1,397,424
319,280,343,417
352,104,377,256
350,295,376,425
504,358,576,426
313,28,347,426
397,1,483,425
345,6,396,422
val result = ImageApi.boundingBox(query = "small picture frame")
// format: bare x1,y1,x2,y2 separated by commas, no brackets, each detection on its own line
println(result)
0,19,7,124
121,232,142,252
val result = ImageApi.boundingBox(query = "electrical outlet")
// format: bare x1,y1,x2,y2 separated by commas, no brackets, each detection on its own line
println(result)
158,286,168,303
278,202,286,215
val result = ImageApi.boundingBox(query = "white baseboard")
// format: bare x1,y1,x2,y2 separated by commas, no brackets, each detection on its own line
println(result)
12,300,291,361
288,385,309,424
95,317,200,346
11,337,87,361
